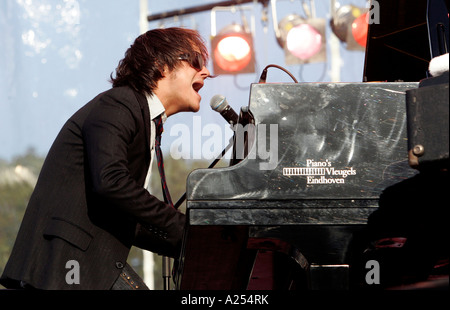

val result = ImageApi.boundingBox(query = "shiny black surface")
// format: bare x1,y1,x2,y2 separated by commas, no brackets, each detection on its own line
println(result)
187,82,419,225
177,82,422,290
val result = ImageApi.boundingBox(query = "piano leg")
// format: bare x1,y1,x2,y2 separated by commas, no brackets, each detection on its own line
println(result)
175,225,256,290
247,238,309,290
175,225,364,290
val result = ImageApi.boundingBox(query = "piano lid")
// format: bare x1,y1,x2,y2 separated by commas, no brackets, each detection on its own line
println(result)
364,0,449,82
186,82,419,202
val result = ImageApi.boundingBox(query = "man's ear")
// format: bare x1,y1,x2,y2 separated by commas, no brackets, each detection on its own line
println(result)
160,66,167,77
155,61,168,78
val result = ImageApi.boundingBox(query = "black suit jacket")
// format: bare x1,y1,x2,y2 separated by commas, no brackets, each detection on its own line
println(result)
0,86,185,290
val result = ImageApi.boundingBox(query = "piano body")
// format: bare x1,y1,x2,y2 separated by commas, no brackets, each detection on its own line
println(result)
175,82,418,290
174,0,449,290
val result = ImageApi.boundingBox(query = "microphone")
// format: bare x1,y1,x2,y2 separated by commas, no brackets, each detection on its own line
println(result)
210,94,238,125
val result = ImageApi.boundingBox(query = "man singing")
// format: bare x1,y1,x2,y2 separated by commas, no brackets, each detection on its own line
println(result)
0,27,210,290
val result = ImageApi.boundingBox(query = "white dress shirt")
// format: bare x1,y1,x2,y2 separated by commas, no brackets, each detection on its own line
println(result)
144,94,167,191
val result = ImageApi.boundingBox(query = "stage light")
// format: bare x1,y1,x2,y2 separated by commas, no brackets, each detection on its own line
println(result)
331,5,368,51
352,12,369,48
211,24,255,75
277,14,327,64
287,23,322,60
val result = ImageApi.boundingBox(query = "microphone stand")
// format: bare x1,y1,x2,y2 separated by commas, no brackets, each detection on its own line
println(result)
162,256,171,290
162,135,235,290
173,137,234,209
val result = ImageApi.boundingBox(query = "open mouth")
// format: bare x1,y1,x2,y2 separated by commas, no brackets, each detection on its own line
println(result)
192,81,203,93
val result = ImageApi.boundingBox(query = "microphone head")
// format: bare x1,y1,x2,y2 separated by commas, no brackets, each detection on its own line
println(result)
210,94,228,113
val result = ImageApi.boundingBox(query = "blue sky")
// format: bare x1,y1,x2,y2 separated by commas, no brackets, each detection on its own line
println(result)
0,0,368,161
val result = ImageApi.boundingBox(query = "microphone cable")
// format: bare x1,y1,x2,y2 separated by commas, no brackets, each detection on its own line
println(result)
173,138,234,209
258,64,299,83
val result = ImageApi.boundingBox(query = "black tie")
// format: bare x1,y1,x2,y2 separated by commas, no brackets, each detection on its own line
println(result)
154,115,173,208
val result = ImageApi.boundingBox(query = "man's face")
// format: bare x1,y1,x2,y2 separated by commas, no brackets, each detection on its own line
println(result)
155,59,210,116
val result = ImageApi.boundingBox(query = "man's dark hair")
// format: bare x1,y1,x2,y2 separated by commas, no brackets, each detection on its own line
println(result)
110,27,209,96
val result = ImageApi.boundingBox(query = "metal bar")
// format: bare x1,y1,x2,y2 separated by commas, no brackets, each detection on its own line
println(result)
210,5,255,36
162,256,171,290
147,0,269,22
139,0,148,34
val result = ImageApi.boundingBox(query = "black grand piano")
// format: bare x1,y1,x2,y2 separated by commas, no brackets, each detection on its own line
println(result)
174,0,449,290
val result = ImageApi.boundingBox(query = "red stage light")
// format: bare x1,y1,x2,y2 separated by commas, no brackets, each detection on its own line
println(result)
331,5,368,51
211,24,255,75
214,35,252,72
351,12,369,48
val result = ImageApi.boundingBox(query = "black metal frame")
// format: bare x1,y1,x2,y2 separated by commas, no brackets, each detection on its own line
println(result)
147,0,270,22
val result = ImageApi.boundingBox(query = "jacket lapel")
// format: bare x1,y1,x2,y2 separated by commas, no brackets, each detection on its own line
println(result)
133,90,151,165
